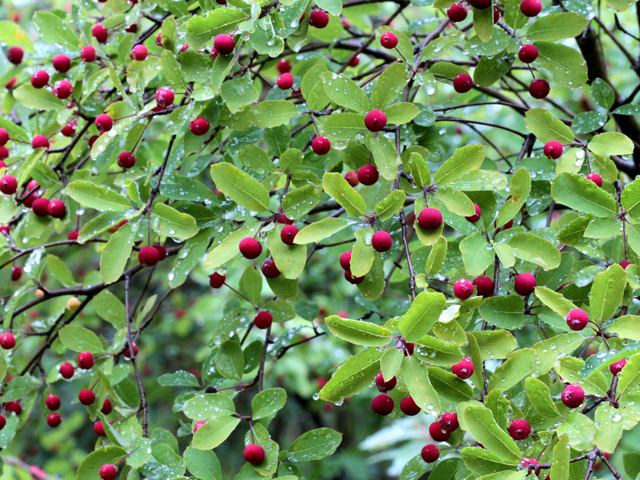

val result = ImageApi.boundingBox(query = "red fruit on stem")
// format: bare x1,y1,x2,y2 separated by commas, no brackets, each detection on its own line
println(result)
508,419,531,440
154,244,167,261
79,389,96,405
400,396,421,416
139,246,160,267
254,311,273,329
277,72,294,90
239,237,263,259
277,59,291,73
78,352,95,369
52,54,71,73
514,273,536,296
101,398,112,414
5,401,21,415
213,34,235,55
156,32,163,47
429,421,451,441
610,359,627,376
440,412,459,432
47,413,61,428
190,117,210,136
46,395,61,411
375,372,397,392
81,45,96,62
311,136,331,155
61,121,77,137
60,362,75,379
209,272,226,288
32,197,51,217
94,421,106,436
586,173,603,187
372,231,392,252
465,203,482,223
543,140,563,159
281,225,299,245
447,3,468,22
124,343,139,359
5,78,16,90
47,200,66,219
68,230,79,241
473,276,494,297
156,88,175,108
31,70,50,89
99,464,117,480
620,261,632,270
468,0,491,8
357,164,379,185
520,0,541,16
493,7,500,22
53,80,73,99
309,10,329,28
519,44,538,63
92,24,108,43
11,265,22,281
193,420,206,433
345,171,359,186
565,308,589,331
131,44,148,61
31,135,50,150
0,147,8,159
380,32,398,49
453,73,473,93
417,208,443,230
7,46,23,65
95,114,113,132
0,332,15,350
0,415,6,430
340,251,352,271
364,109,387,132
349,56,360,67
454,279,474,300
261,258,281,279
344,271,364,284
0,129,7,146
529,79,550,99
561,384,585,408
371,394,394,415
421,444,440,463
452,356,474,379
118,152,136,169
244,444,265,464
0,175,17,195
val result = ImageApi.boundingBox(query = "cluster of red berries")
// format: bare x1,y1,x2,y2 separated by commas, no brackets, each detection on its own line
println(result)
138,245,168,267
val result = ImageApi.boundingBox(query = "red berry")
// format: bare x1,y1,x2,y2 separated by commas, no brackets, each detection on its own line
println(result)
520,0,541,16
341,18,350,28
400,396,421,416
364,109,387,132
45,394,61,411
357,164,379,186
561,384,585,408
277,72,294,90
194,420,206,433
447,3,468,21
586,173,603,187
454,279,474,300
529,79,550,99
372,231,392,252
380,32,398,49
565,308,589,331
0,225,9,237
610,359,627,376
254,311,273,329
339,251,352,271
375,372,397,392
68,230,79,241
440,412,459,432
281,225,299,245
5,401,21,415
156,88,175,108
473,276,493,297
190,117,210,136
31,135,50,150
429,421,451,441
345,171,359,187
261,258,281,279
11,265,22,281
543,141,563,159
156,32,163,47
95,114,113,132
154,244,167,261
78,352,94,369
61,121,77,137
465,203,482,223
417,208,443,230
421,444,440,463
244,444,265,464
508,419,531,440
309,10,329,28
118,152,136,169
0,332,15,350
92,24,108,43
344,271,364,284
519,44,538,63
7,46,23,65
47,200,66,219
124,343,138,359
514,273,536,296
5,78,16,90
371,394,394,415
239,237,263,259
0,175,17,195
0,415,6,430
47,413,61,428
52,54,71,73
213,34,235,55
94,421,106,436
52,80,73,99
277,214,294,224
0,147,8,159
0,129,7,147
620,261,632,270
99,464,117,480
125,24,138,33
31,70,49,89
139,246,160,267
452,356,474,379
453,73,473,93
468,0,491,8
131,45,148,61
60,362,75,379
79,388,96,405
349,56,360,67
493,7,500,22
101,398,112,414
209,272,226,288
277,59,291,73
312,136,331,155
32,197,50,217
81,45,96,62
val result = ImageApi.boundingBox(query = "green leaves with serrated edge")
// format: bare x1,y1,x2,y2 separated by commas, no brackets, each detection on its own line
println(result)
524,377,560,418
246,101,300,128
398,292,446,342
322,172,367,218
496,168,530,227
321,72,370,113
525,108,574,144
434,145,485,186
67,181,131,211
183,394,236,420
533,42,587,88
287,428,342,462
211,162,271,212
325,315,392,347
487,348,535,391
371,63,409,110
462,406,521,463
401,356,441,415
318,348,383,402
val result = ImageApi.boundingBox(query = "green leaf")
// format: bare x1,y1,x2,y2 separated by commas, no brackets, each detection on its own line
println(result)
318,349,383,402
415,335,463,366
588,132,634,157
158,371,200,387
496,168,531,227
221,75,259,114
534,286,577,317
321,113,369,141
461,447,519,476
624,452,640,480
473,52,515,87
192,416,241,450
524,12,589,41
357,252,385,301
533,42,587,88
34,11,79,49
267,227,306,280
100,222,134,285
463,406,521,463
472,6,494,42
210,163,271,212
92,290,126,328
46,254,75,287
525,108,574,144
350,228,374,277
184,447,221,480
170,228,214,288
380,348,403,382
161,51,188,92
408,152,431,187
556,413,595,451
183,394,236,420
322,172,367,217
252,388,287,420
524,377,560,418
507,233,561,270
398,292,446,342
385,102,420,125
401,356,441,415
468,330,517,360
186,9,247,50
425,236,447,275
67,181,131,211
325,315,392,347
434,145,485,186
141,443,186,478
375,189,406,221
617,353,640,396
371,63,410,110
321,72,370,113
216,340,244,380
590,264,626,323
459,232,494,277
592,78,615,110
531,333,585,377
301,63,330,111
436,188,475,216
550,434,570,480
287,428,342,462
2,377,38,402
478,296,525,329
293,218,351,244
282,184,322,219
371,136,401,182
595,404,623,453
246,100,300,128
13,84,66,110
152,204,198,241
552,172,617,217
76,447,128,480
487,348,535,391
238,145,277,174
